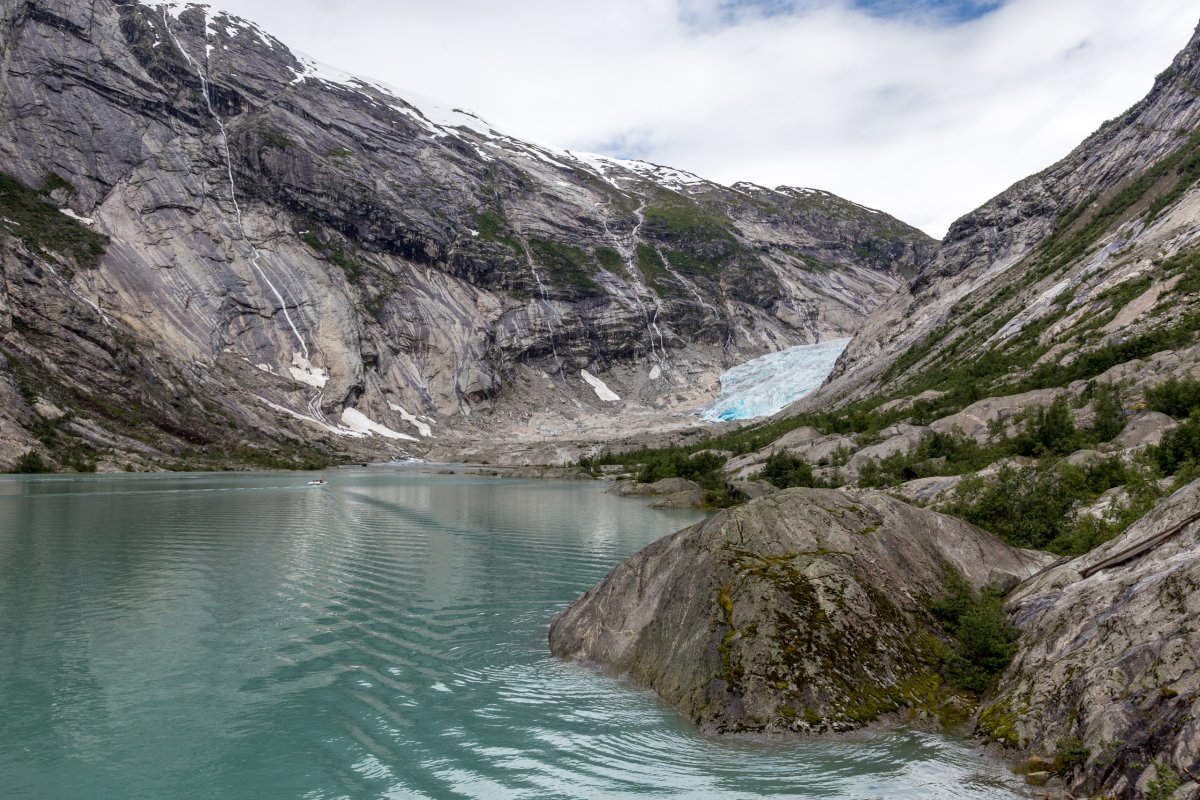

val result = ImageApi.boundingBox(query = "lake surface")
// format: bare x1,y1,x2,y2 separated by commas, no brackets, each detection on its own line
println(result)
0,472,1026,799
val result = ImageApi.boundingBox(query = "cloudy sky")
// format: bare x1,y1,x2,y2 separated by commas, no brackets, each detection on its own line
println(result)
206,0,1196,237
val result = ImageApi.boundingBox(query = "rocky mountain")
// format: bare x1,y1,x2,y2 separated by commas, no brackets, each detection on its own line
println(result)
551,18,1200,800
985,478,1200,799
683,19,1200,800
0,0,934,471
810,21,1200,414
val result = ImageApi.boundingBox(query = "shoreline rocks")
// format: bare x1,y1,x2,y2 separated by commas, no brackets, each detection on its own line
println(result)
608,478,706,508
549,488,1049,734
979,478,1200,799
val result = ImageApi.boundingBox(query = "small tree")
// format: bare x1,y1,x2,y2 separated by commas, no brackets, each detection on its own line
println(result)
1146,376,1200,419
1012,396,1078,457
756,449,817,489
1155,411,1200,476
13,451,52,474
1090,383,1125,442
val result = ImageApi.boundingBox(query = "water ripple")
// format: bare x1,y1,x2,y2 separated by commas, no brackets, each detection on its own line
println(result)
0,472,1026,800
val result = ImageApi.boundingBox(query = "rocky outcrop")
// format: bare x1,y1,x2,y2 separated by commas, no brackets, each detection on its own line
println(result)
726,480,779,502
844,426,928,477
1114,411,1179,449
725,426,857,479
0,0,934,469
503,466,594,480
928,390,1063,442
981,479,1200,799
648,486,705,509
607,477,706,508
549,488,1049,734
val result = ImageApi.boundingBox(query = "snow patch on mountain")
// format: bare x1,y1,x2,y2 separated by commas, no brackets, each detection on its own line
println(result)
340,408,416,441
288,353,328,388
389,404,433,438
581,370,621,402
286,52,496,139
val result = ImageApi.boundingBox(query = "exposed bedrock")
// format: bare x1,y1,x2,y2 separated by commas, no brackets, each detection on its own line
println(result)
549,488,1049,734
982,478,1200,800
0,0,935,467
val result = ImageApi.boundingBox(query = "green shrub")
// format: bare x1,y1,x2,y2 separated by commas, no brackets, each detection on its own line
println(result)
1146,376,1200,419
40,172,75,196
1009,396,1079,457
857,430,996,488
1166,248,1200,297
932,572,1017,694
1023,314,1200,392
1147,762,1182,800
636,450,726,486
12,451,52,474
259,131,295,150
581,446,735,507
943,463,1085,551
755,449,818,488
943,455,1150,555
1154,411,1200,475
1052,736,1091,775
1090,383,1126,442
1053,515,1117,556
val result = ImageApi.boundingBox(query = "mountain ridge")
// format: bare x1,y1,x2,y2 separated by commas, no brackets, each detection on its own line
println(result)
808,20,1200,411
0,0,934,471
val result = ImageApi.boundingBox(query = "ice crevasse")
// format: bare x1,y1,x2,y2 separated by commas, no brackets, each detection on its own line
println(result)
700,339,850,422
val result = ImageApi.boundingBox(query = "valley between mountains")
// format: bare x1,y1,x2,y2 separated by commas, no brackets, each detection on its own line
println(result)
7,2,1200,798
0,0,933,471
553,18,1200,800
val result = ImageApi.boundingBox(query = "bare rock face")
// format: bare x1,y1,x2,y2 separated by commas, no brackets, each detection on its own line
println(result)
0,0,935,469
807,22,1200,411
927,390,1063,442
844,426,928,478
549,488,1049,734
980,479,1200,800
648,486,705,509
1114,411,1180,449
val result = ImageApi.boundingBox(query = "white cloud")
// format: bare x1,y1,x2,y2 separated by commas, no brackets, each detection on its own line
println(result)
201,0,1197,237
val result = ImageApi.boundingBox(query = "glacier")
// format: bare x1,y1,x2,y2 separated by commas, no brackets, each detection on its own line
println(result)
699,339,851,422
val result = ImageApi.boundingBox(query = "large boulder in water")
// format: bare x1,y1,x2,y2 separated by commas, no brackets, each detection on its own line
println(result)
980,479,1200,800
549,488,1049,734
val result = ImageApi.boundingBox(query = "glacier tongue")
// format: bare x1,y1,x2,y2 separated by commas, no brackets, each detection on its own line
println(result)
700,339,850,422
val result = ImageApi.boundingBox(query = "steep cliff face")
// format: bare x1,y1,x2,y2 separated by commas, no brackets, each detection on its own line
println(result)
0,0,933,469
814,22,1200,410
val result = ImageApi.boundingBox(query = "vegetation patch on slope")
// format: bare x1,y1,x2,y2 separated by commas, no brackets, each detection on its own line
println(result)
0,173,109,272
527,237,602,294
582,377,1199,558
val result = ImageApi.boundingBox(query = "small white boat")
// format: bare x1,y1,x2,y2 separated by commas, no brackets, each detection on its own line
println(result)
307,479,327,486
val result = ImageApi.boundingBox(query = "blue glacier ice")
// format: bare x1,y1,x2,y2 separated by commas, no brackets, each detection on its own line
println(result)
699,339,851,422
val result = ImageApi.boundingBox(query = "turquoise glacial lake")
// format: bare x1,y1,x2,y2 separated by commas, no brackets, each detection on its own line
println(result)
0,471,1026,799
